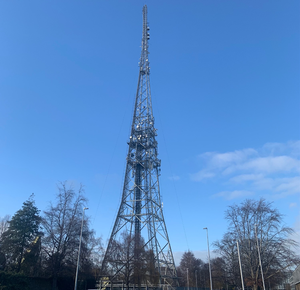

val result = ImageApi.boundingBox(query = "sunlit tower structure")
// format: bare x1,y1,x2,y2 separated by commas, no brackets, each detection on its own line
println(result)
101,5,178,289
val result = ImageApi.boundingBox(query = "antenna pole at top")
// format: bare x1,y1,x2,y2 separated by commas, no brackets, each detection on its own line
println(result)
140,5,150,74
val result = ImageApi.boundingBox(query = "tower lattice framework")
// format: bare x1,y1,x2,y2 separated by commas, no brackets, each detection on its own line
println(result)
101,5,178,289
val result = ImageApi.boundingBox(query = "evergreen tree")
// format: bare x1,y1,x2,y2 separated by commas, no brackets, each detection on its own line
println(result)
1,194,41,273
177,251,204,287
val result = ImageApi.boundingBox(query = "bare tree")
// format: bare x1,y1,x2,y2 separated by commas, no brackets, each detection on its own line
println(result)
177,251,204,287
211,257,228,289
214,198,300,290
41,182,88,290
84,236,104,281
102,232,153,288
0,215,10,238
0,215,10,271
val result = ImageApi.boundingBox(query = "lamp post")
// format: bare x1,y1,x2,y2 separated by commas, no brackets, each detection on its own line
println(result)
74,207,89,290
255,224,266,290
195,269,198,289
203,227,213,290
236,240,245,290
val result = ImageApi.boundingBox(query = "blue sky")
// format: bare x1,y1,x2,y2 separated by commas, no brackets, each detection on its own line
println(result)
0,1,299,264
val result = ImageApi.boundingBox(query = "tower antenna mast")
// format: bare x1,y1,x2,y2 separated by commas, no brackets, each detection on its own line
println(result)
101,5,178,289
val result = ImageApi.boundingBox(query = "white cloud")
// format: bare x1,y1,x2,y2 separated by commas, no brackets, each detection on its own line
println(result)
241,156,300,174
252,176,275,191
229,173,264,183
230,175,300,195
289,202,297,208
262,140,300,158
273,177,300,198
222,156,300,176
213,190,254,200
199,148,257,170
191,141,300,199
289,140,300,157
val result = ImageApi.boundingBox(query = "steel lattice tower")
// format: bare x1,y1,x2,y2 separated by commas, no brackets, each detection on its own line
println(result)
101,5,178,289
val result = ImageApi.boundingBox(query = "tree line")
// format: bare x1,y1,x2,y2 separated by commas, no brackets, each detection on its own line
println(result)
0,182,103,290
0,184,299,290
177,199,300,290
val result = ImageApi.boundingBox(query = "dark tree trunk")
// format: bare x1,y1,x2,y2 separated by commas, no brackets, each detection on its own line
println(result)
52,274,58,290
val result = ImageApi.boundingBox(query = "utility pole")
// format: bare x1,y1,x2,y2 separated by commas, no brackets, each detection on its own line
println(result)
236,240,245,290
255,224,266,290
74,207,88,290
203,227,213,290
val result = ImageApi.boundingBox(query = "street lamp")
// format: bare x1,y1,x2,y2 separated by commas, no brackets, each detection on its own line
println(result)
203,227,213,290
255,224,266,290
236,240,245,290
74,207,89,290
